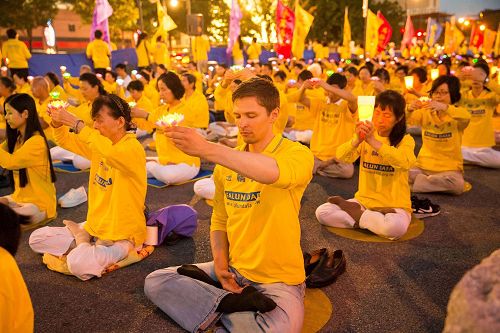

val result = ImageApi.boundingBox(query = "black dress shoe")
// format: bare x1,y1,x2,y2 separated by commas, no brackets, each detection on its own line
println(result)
306,250,346,288
303,248,328,276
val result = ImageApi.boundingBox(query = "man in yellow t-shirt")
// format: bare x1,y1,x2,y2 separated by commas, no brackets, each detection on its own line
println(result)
192,35,211,73
86,30,111,76
145,78,313,332
298,73,358,178
0,204,34,333
1,29,31,80
247,37,262,64
29,95,147,281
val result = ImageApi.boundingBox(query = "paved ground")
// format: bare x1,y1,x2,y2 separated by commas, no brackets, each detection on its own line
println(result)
3,138,500,333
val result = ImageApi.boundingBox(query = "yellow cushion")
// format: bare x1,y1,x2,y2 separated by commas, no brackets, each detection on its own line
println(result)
302,289,332,333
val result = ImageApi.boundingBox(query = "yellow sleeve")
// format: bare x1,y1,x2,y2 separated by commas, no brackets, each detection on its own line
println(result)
0,136,47,169
214,84,229,104
53,125,92,159
23,43,31,60
286,89,302,103
486,80,500,95
86,43,92,58
77,127,143,173
271,143,314,189
336,137,361,163
407,108,424,126
377,135,416,170
210,166,228,232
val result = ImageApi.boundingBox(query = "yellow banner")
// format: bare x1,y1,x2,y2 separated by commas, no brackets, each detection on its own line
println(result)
292,1,314,58
365,9,383,57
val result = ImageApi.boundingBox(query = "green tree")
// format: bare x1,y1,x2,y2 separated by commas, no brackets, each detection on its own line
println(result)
0,0,58,50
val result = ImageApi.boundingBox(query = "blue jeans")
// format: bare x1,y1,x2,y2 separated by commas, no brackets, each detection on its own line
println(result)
144,261,305,333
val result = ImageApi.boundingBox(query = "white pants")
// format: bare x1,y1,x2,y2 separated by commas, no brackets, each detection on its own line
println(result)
315,199,411,240
193,176,215,200
409,168,465,195
146,161,199,185
461,147,500,168
1,195,46,223
29,224,133,281
283,130,313,144
50,146,91,170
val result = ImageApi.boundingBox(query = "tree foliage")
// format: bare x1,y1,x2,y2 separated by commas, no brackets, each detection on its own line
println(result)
0,0,58,48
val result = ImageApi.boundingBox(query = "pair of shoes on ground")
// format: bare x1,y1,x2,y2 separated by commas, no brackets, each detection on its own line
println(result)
58,186,87,208
411,195,440,218
304,248,346,288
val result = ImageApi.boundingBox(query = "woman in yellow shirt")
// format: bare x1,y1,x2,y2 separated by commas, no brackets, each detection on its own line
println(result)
0,76,16,141
407,75,471,195
136,32,152,70
232,36,244,66
126,80,154,137
0,93,56,223
133,72,200,185
352,66,374,96
316,90,416,240
181,73,209,129
0,204,34,333
459,62,500,168
29,94,147,281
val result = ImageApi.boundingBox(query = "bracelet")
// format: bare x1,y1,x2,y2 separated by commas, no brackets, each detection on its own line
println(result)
70,119,84,134
145,112,150,121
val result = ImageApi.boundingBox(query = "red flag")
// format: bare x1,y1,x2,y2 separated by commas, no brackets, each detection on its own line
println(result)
377,11,392,53
469,23,484,48
401,15,414,51
275,0,295,59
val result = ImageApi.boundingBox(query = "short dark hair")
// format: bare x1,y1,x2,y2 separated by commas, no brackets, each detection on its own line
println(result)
375,90,407,147
80,73,107,95
92,94,135,131
410,67,427,83
94,30,103,39
293,63,304,70
45,72,60,86
232,77,280,115
127,80,144,92
395,65,409,75
0,203,30,256
157,72,185,100
473,60,490,78
430,75,461,104
115,63,127,71
182,73,196,89
359,66,372,77
326,73,347,89
6,29,16,39
298,70,313,82
13,70,28,82
139,70,150,82
106,70,118,81
0,77,16,92
374,68,390,84
345,66,359,77
262,63,273,71
273,70,286,81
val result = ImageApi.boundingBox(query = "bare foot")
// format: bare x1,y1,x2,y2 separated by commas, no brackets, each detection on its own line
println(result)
0,197,9,205
63,220,91,245
327,196,363,226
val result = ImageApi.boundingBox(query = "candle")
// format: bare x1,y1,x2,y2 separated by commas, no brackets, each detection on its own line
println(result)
404,76,414,89
116,78,124,86
60,65,67,72
62,72,71,79
357,96,376,122
156,113,185,127
128,101,137,108
131,70,138,76
431,69,439,81
27,76,34,83
419,97,431,102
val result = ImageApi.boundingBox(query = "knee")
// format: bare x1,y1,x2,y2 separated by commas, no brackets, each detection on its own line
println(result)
339,164,354,179
379,215,410,240
28,227,50,253
144,267,180,301
193,178,215,199
315,203,336,224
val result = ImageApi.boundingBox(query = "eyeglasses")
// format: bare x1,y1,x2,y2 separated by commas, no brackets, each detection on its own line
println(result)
432,90,449,96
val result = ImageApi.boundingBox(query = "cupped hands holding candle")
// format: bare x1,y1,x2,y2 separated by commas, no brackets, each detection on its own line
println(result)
49,103,79,129
156,113,185,128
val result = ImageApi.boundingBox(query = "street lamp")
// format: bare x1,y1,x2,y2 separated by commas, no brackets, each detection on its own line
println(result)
479,25,485,31
170,0,179,7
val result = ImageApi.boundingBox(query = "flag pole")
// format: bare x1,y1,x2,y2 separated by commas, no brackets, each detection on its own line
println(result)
363,0,368,58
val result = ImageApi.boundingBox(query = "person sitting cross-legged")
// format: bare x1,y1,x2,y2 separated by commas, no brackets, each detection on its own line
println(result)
316,90,416,240
144,78,314,332
29,94,147,281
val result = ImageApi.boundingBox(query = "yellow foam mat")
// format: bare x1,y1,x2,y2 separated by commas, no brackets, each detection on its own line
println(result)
42,245,155,277
301,289,332,333
205,199,214,207
326,217,424,243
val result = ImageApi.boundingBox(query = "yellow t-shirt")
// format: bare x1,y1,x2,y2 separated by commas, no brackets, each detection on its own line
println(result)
136,40,152,68
18,82,32,96
192,36,210,62
127,95,155,133
0,135,57,219
149,102,201,167
247,42,262,61
144,84,160,107
0,247,34,333
1,39,31,68
232,42,243,62
210,135,314,285
53,126,147,247
154,42,168,65
189,70,204,93
86,39,110,69
309,98,357,161
184,90,209,129
69,101,93,127
214,85,235,124
460,89,499,148
409,105,471,172
287,88,324,131
337,134,416,212
352,81,375,96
